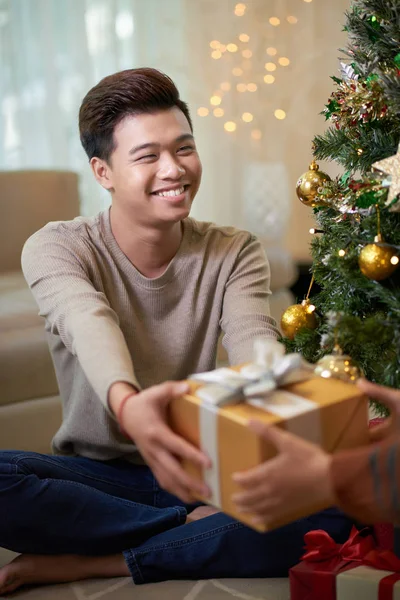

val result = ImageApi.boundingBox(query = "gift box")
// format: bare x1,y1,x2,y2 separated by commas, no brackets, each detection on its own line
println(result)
168,339,369,532
289,527,400,600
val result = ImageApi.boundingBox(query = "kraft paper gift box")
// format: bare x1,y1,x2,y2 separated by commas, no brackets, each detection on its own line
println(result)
168,339,369,533
289,526,400,600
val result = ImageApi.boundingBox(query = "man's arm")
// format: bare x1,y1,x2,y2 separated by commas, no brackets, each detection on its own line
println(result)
22,227,211,502
22,228,140,411
220,235,280,365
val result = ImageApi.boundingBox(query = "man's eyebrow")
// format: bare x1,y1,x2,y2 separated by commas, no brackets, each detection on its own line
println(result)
128,134,195,156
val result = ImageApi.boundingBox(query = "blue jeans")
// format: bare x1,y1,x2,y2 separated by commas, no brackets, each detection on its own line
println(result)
0,450,353,584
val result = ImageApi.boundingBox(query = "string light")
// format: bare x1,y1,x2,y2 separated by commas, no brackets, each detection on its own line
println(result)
224,121,237,132
197,107,209,117
213,108,224,117
242,49,252,58
265,62,277,72
210,95,222,106
239,33,250,42
210,41,220,49
227,43,238,52
279,57,290,66
237,83,247,92
234,3,246,16
242,112,254,122
274,109,286,120
269,17,280,26
220,82,231,91
232,67,243,76
309,228,325,234
338,249,346,257
211,50,222,59
251,129,262,140
264,74,275,84
391,256,399,265
287,16,298,24
269,17,281,27
247,83,257,92
266,47,277,56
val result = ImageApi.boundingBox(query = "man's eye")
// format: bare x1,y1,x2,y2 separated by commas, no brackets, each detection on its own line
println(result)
137,154,157,161
178,146,194,153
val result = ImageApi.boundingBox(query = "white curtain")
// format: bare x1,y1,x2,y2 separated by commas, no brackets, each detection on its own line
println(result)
0,0,350,258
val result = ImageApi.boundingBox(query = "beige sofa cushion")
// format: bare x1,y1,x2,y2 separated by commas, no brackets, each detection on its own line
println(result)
0,271,58,406
0,170,80,273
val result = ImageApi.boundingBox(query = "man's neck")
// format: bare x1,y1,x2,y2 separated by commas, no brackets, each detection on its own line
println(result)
109,205,183,279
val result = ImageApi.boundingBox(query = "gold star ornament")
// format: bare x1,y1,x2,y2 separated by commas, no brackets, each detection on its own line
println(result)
372,142,400,212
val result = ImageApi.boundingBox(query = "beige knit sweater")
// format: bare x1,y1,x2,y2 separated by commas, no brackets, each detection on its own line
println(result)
22,209,279,461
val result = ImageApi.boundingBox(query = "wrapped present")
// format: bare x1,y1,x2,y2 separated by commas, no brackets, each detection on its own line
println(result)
168,339,369,532
290,527,400,600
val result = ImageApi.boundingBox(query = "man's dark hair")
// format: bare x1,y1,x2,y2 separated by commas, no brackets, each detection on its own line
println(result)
79,68,193,163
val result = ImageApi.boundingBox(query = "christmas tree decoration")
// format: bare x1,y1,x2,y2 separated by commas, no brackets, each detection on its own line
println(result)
358,239,399,280
296,160,331,208
314,344,362,383
280,301,318,340
358,206,400,280
280,276,318,340
372,142,400,211
284,0,400,401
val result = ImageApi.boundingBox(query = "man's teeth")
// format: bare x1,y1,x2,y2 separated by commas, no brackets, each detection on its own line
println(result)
155,186,185,197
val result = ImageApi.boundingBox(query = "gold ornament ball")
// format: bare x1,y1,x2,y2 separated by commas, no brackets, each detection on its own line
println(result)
358,243,399,281
280,301,318,340
296,160,331,208
314,352,362,383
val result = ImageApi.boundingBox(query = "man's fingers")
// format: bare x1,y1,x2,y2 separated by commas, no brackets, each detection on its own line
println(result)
232,486,272,510
232,459,276,487
162,425,211,469
247,420,294,450
357,379,400,413
146,380,190,405
155,448,209,498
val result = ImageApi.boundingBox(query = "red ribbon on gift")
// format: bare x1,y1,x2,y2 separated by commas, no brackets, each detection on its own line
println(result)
302,525,375,565
363,550,400,600
293,527,400,600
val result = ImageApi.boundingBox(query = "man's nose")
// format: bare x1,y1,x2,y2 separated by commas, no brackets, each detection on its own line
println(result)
158,156,186,179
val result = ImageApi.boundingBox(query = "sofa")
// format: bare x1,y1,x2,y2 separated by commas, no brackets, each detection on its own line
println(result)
0,169,294,599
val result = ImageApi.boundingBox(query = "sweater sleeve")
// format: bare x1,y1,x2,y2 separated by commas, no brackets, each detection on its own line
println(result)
21,227,140,410
220,235,280,365
331,436,400,524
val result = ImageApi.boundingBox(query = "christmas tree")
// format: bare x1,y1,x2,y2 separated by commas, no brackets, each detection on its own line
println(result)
281,0,400,412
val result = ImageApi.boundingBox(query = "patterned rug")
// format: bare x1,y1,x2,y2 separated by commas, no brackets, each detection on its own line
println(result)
0,548,290,600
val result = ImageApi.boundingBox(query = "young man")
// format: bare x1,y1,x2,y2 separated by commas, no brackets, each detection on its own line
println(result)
0,68,353,594
233,378,400,526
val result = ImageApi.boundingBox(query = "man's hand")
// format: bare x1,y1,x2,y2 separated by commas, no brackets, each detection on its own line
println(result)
231,421,334,527
111,380,211,503
357,378,400,442
231,379,400,526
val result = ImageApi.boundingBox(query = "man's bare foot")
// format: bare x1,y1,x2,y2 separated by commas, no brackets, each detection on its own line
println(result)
186,505,220,524
0,552,129,595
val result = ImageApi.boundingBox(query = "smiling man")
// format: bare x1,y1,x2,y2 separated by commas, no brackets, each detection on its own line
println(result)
0,68,353,594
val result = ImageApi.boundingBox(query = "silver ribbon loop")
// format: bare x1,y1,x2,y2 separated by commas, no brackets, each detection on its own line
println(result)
190,339,313,407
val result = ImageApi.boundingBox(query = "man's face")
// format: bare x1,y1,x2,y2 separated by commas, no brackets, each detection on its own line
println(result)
96,107,202,226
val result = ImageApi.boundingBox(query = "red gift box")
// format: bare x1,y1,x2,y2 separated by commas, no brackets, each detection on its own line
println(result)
289,527,400,600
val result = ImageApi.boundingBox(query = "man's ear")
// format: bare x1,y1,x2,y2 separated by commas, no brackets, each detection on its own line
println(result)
90,157,114,191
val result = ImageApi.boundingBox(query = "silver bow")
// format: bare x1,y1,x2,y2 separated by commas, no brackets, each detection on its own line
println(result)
190,339,314,407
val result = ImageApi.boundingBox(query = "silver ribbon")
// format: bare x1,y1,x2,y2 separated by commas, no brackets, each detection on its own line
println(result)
190,338,314,408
